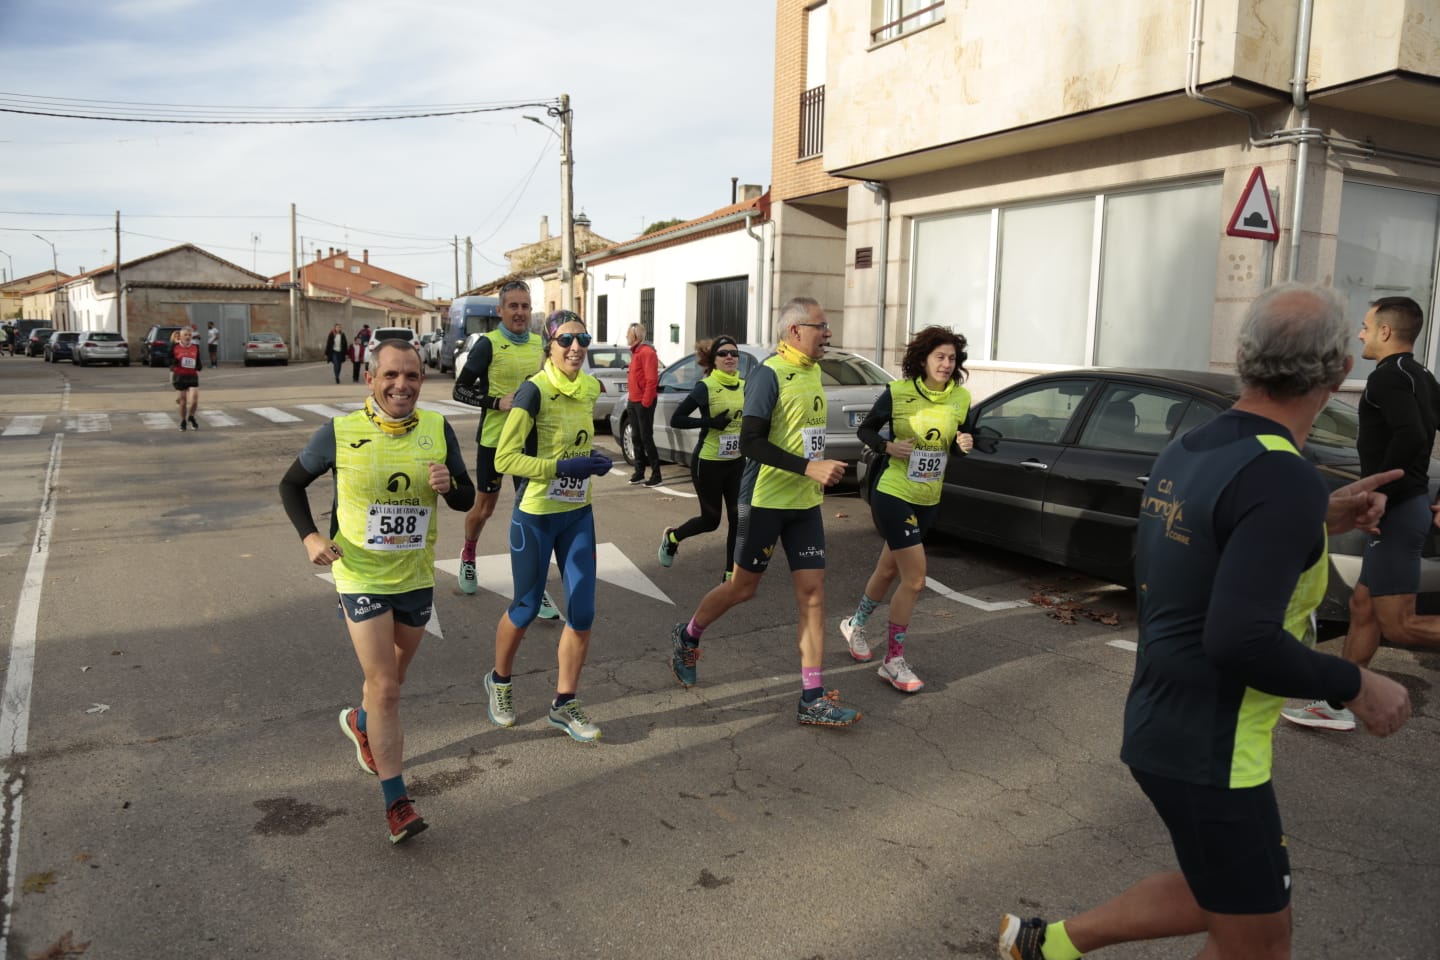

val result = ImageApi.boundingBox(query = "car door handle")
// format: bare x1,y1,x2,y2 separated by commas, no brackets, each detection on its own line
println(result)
1136,475,1149,484
1020,460,1049,471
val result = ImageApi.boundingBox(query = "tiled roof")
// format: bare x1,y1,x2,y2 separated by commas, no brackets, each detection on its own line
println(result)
583,193,770,264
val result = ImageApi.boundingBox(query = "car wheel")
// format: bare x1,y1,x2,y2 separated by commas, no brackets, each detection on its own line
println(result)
244,359,252,367
620,416,638,466
122,359,130,367
280,359,288,366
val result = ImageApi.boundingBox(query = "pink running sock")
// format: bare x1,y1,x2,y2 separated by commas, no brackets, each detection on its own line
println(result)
686,616,707,641
460,539,477,563
801,666,823,691
886,623,907,663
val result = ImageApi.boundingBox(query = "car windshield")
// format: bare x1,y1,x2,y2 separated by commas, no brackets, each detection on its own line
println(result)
818,354,892,386
376,329,413,342
88,332,122,341
1308,397,1360,456
589,348,631,370
250,333,282,342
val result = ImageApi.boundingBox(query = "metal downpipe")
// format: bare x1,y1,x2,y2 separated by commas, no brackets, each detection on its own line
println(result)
1287,0,1316,280
864,181,890,365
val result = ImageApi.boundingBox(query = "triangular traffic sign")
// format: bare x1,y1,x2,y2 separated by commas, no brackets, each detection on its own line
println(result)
1226,166,1280,241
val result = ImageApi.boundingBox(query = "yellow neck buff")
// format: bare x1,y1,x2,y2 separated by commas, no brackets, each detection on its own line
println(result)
777,340,815,368
364,395,420,436
541,358,584,397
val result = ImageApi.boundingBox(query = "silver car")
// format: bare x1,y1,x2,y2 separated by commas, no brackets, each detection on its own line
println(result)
72,330,130,366
585,344,631,424
607,345,893,470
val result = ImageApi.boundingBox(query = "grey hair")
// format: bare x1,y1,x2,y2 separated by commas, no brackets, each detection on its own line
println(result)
626,322,647,344
775,296,820,343
367,338,423,376
497,279,530,303
1236,283,1350,397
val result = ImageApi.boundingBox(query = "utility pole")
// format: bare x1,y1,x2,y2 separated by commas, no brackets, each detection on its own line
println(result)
0,248,11,284
453,235,460,297
114,211,124,339
558,93,575,314
289,203,299,357
465,237,473,292
33,234,60,328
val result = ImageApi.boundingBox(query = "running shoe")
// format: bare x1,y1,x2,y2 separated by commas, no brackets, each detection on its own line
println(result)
627,470,646,485
484,672,516,728
188,415,198,430
548,700,601,742
1280,700,1356,731
878,657,924,693
839,616,873,662
658,528,679,568
997,914,1046,960
796,690,861,727
338,707,378,775
179,418,187,431
385,795,428,845
670,622,701,687
644,473,663,487
537,591,561,621
458,558,478,595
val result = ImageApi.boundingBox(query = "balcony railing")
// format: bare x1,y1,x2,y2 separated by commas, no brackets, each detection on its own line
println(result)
798,84,824,160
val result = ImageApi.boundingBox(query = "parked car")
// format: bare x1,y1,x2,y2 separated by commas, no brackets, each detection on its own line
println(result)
857,366,1440,626
24,327,53,357
608,345,893,471
44,330,80,363
451,332,482,382
364,326,419,365
72,330,129,366
140,325,185,366
243,332,290,366
585,344,631,423
419,331,439,368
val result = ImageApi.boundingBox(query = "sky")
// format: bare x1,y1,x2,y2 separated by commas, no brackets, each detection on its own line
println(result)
0,0,777,298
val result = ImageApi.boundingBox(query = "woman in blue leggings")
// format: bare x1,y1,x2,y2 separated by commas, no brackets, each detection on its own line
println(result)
489,311,613,742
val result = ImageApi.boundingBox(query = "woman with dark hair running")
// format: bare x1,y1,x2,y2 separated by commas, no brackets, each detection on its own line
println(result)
842,325,974,693
657,335,746,580
486,311,614,742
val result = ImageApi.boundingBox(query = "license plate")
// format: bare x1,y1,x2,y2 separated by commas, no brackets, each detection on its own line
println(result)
848,411,865,427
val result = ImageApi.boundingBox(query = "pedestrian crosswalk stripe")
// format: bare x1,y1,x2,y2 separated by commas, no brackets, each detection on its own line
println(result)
249,407,303,423
2,416,44,437
296,403,349,418
198,409,242,427
419,398,481,417
64,413,109,434
139,413,173,430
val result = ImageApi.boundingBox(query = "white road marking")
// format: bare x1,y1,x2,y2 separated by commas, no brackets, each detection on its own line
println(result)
924,576,1032,612
434,541,673,605
2,417,44,437
648,484,697,499
296,403,349,419
0,434,62,946
63,413,109,433
197,409,242,427
248,407,303,423
315,572,444,639
1107,639,1138,652
418,398,481,417
139,412,175,430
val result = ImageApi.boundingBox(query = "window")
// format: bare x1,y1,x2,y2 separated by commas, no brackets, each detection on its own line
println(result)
871,0,942,43
1077,383,1190,455
596,294,608,342
1336,181,1440,380
659,354,702,392
975,380,1095,444
800,2,828,159
640,288,655,341
912,211,989,339
995,199,1094,365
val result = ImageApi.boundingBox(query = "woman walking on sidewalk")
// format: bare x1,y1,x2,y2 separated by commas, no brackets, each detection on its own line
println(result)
842,325,973,693
657,335,746,580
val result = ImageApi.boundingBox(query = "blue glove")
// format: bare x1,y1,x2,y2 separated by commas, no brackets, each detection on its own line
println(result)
587,452,613,476
556,456,595,479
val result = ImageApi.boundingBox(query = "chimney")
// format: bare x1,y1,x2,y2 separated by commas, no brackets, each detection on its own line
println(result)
739,184,763,202
539,215,549,241
731,177,738,204
315,248,323,262
363,249,369,264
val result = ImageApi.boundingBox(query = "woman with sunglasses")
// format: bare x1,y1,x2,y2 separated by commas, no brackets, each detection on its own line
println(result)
490,311,614,742
842,325,974,693
657,335,746,580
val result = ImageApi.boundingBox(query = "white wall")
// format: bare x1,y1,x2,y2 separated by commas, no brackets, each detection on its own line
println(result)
585,225,771,367
61,281,116,331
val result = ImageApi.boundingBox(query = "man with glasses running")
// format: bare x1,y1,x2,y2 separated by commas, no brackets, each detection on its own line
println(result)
452,280,559,619
667,297,861,726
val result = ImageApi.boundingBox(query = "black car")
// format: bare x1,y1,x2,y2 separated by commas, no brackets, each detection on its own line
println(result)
23,327,53,357
44,330,79,363
858,367,1440,625
140,325,185,366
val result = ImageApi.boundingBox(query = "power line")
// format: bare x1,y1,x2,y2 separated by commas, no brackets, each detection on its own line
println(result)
0,92,558,125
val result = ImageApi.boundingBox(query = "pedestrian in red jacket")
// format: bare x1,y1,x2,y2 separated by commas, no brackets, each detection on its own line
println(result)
625,323,661,485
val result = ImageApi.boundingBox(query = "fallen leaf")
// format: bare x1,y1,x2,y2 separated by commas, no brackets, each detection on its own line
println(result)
22,872,56,895
72,853,92,864
84,703,110,715
833,512,849,519
27,930,89,959
109,650,123,657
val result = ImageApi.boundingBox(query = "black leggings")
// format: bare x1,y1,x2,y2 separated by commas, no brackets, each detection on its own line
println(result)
674,457,742,577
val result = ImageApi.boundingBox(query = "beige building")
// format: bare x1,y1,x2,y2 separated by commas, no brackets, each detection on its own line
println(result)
772,0,1440,396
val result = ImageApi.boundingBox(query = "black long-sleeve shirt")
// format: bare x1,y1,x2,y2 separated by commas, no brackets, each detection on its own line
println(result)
1357,352,1440,504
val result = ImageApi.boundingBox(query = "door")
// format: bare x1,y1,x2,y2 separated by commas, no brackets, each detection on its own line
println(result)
695,277,747,344
942,378,1096,552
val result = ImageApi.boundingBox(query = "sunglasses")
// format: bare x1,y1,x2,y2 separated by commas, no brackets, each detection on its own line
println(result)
553,332,592,348
714,349,739,358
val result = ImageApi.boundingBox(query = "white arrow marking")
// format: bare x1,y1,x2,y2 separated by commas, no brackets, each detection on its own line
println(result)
314,572,444,639
924,576,1032,612
434,541,673,606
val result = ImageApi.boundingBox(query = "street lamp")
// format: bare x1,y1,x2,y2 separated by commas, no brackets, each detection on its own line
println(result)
524,94,576,314
32,234,61,328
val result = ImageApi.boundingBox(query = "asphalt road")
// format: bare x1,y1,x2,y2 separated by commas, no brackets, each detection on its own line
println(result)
0,358,1436,960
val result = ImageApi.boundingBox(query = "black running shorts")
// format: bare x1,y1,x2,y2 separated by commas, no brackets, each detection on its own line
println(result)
733,504,825,573
870,489,938,551
338,588,434,628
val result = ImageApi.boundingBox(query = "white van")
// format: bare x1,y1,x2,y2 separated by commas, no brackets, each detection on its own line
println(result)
364,326,420,365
